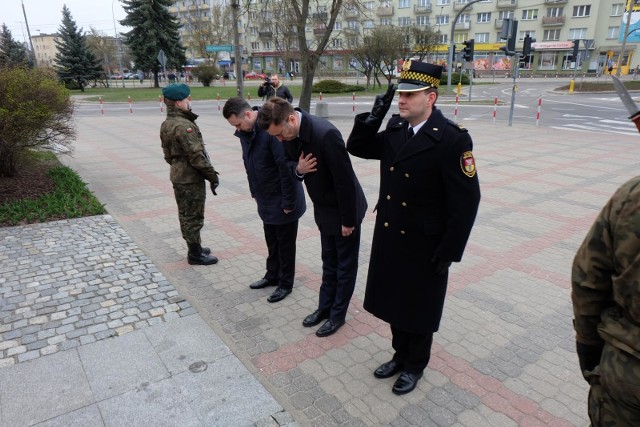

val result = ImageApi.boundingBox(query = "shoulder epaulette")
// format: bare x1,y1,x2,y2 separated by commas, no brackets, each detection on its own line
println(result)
447,119,468,132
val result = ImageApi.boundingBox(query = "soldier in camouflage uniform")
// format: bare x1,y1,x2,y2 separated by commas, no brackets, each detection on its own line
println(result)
572,176,640,426
160,83,219,265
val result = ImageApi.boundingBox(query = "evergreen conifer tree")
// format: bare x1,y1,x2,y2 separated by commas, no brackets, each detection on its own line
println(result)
53,6,103,92
120,0,187,88
0,23,31,68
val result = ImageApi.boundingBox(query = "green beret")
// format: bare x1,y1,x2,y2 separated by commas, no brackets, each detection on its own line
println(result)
162,83,190,101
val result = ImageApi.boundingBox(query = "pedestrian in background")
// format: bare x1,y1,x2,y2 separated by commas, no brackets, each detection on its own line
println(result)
347,60,481,395
258,74,293,103
223,97,306,303
572,176,640,426
257,97,367,337
160,83,219,266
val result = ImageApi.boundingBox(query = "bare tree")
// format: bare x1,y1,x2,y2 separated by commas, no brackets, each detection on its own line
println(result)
180,1,233,64
408,25,441,62
351,25,407,89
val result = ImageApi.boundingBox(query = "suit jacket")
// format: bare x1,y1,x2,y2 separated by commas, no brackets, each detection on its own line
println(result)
347,108,481,333
283,108,367,234
234,107,306,225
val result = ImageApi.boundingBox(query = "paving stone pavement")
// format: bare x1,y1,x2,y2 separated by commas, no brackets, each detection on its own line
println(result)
3,96,636,426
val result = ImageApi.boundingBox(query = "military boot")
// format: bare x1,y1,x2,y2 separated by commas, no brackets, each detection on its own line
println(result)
187,244,218,265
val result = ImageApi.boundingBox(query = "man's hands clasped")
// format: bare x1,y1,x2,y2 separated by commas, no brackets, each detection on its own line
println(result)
210,172,220,196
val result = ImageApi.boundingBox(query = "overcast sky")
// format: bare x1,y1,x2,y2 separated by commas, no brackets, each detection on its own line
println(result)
3,0,128,44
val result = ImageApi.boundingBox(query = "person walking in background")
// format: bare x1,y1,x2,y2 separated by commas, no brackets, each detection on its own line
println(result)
257,97,367,337
572,177,640,426
160,83,219,266
258,74,293,103
346,61,481,395
222,97,306,303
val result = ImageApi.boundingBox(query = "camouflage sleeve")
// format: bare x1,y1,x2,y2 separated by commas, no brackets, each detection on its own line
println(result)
177,125,219,183
159,124,173,165
571,181,631,346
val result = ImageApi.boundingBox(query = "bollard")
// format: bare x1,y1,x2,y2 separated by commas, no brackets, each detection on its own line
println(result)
128,96,133,114
248,94,251,101
217,93,220,111
536,96,542,126
493,97,497,123
316,101,329,118
320,92,323,101
454,95,458,120
352,92,355,112
99,97,104,115
159,95,164,113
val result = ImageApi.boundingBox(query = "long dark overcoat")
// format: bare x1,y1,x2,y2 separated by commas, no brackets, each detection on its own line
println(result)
347,108,481,334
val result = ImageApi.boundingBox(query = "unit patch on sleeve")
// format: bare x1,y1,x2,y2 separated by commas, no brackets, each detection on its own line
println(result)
460,151,476,177
186,128,193,133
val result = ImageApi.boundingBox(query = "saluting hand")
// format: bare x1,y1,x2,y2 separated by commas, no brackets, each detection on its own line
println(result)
297,151,318,175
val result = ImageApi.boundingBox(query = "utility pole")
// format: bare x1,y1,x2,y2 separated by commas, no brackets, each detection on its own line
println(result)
231,0,244,97
446,0,484,95
21,0,36,66
112,0,125,88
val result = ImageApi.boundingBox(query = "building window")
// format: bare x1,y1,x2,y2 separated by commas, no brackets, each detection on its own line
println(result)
454,33,468,44
364,2,375,10
607,26,620,39
438,33,448,44
332,39,343,48
546,7,563,18
251,42,260,49
477,12,491,23
498,10,514,20
573,5,591,18
522,9,538,20
380,18,392,25
399,0,410,8
334,21,342,30
518,30,535,41
538,52,557,70
436,15,449,25
458,14,471,24
475,32,490,42
398,17,412,26
568,27,587,39
363,19,374,29
543,29,561,41
416,16,430,26
611,3,624,16
436,0,451,5
264,41,272,49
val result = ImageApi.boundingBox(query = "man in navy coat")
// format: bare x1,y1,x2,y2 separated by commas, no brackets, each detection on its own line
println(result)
258,97,367,337
347,61,481,395
223,97,306,303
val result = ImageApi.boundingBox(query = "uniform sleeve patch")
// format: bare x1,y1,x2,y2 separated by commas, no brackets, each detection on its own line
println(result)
186,128,193,133
460,151,476,177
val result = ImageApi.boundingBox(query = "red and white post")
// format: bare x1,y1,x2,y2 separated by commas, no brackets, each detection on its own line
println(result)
352,92,355,112
128,96,133,114
493,97,497,123
536,96,542,126
159,95,164,113
99,97,104,115
217,93,221,111
454,95,459,120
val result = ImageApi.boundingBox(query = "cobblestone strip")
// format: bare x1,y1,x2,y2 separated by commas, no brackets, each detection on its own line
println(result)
0,215,194,368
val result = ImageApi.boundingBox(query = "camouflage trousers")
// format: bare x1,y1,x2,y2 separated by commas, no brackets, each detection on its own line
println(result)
172,182,206,245
587,342,640,426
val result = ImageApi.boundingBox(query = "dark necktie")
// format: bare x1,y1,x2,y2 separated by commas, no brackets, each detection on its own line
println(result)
407,127,414,138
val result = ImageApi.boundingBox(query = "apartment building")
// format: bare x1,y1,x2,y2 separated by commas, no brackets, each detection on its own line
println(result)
170,0,639,76
31,33,60,68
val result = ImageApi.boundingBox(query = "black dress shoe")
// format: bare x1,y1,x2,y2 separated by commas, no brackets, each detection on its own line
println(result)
302,310,329,327
374,360,403,379
250,278,276,289
267,287,291,303
315,318,345,337
202,247,211,255
392,371,423,395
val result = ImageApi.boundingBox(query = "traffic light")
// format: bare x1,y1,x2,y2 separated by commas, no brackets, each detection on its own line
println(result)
462,39,475,62
523,35,535,57
569,39,580,62
450,44,456,59
499,19,517,56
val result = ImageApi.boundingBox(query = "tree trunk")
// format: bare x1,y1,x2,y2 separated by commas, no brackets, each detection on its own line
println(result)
0,144,17,177
298,55,318,112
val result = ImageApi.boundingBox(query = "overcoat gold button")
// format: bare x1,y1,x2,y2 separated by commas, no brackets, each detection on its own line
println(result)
386,195,391,200
390,166,395,171
405,173,410,178
384,222,389,227
402,202,407,207
400,230,405,235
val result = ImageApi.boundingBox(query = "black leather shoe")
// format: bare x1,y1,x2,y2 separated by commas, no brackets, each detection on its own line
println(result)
202,247,211,255
315,318,345,337
267,287,291,303
250,278,276,289
302,310,329,327
392,371,423,395
187,250,218,265
374,360,403,379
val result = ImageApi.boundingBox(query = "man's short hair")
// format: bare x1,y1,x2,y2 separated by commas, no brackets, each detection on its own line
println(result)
257,97,294,130
222,96,251,119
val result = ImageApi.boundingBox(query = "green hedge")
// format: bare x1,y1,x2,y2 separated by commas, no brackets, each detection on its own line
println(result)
312,79,366,93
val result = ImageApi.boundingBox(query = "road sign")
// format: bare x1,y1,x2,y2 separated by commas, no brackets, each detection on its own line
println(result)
206,45,233,52
157,50,167,67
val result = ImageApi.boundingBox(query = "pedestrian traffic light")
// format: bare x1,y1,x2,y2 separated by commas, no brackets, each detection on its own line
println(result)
462,39,475,62
569,39,580,62
499,19,517,56
522,35,535,57
450,44,456,59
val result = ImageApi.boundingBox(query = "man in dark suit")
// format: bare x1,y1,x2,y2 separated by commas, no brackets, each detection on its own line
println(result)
346,61,481,395
223,97,306,303
257,97,367,337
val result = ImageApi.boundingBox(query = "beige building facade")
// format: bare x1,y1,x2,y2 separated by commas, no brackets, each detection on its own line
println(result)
31,33,60,68
170,0,639,76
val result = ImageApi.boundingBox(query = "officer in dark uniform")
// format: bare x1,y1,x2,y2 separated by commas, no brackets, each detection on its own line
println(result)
160,83,219,265
347,61,481,395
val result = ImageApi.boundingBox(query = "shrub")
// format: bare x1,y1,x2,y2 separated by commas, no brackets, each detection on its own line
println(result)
312,79,366,93
192,64,220,87
441,72,470,86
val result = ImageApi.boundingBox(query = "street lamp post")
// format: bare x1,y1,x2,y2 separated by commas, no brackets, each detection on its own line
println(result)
231,0,244,97
446,0,484,95
112,0,125,88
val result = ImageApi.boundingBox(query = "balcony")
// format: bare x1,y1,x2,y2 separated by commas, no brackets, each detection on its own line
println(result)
343,27,360,35
313,28,326,36
542,16,566,26
453,1,472,11
544,0,567,3
258,31,273,38
345,9,359,18
414,3,432,14
312,12,328,21
376,5,394,16
495,19,504,29
454,21,471,30
496,0,517,8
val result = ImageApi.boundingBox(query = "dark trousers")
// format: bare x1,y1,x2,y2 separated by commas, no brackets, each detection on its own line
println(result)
172,182,205,245
263,220,299,289
391,325,434,374
318,226,361,321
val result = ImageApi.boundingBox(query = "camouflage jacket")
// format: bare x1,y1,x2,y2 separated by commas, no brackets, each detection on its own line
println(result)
572,176,640,359
160,106,218,184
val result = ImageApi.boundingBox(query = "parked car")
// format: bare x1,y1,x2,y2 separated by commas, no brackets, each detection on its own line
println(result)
109,74,123,80
245,71,267,80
